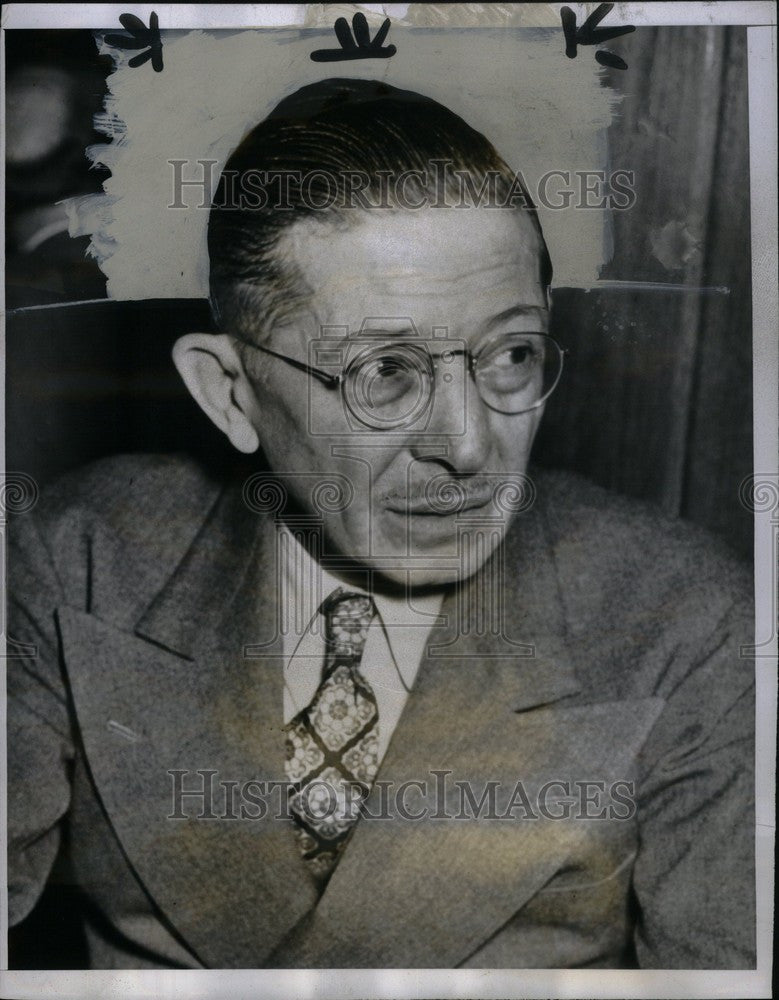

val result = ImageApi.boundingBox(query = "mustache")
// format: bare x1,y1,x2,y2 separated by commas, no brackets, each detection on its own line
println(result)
380,477,497,513
378,474,536,515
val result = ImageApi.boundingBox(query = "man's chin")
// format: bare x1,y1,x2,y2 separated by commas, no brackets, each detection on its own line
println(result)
321,521,506,591
372,563,466,591
362,541,499,592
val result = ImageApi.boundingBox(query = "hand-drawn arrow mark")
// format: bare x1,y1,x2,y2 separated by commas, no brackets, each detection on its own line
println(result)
560,3,634,70
311,13,396,62
105,11,163,72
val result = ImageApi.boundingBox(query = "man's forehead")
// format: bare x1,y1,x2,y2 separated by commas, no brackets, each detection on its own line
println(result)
287,205,543,276
282,207,547,331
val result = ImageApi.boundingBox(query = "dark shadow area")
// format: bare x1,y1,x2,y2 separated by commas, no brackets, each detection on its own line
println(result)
9,881,89,969
5,29,111,309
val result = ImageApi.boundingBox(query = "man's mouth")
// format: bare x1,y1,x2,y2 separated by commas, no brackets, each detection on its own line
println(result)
381,481,495,515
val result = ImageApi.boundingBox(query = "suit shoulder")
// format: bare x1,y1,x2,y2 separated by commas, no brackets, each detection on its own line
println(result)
22,454,223,603
35,452,219,525
531,467,752,621
527,469,753,713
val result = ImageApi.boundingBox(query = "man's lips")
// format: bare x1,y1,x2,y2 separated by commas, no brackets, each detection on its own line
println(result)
380,483,494,515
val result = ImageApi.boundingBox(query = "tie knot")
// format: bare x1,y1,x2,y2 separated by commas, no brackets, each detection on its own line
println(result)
321,588,376,657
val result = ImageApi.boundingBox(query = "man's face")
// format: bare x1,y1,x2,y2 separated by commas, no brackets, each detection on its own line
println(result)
245,206,549,588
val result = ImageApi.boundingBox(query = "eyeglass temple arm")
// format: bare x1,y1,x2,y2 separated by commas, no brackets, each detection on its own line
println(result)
237,339,342,388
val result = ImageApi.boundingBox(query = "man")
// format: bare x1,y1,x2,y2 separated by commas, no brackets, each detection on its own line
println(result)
7,78,754,969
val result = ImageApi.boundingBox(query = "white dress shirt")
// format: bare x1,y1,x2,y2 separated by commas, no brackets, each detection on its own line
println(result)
278,526,444,763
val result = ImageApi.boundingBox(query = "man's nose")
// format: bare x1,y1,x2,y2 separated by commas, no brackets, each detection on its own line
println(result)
409,365,493,473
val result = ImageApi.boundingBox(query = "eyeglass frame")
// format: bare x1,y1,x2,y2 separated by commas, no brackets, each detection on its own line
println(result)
232,330,568,419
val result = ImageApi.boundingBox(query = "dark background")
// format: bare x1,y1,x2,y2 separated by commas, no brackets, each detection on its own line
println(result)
5,25,754,968
5,30,110,306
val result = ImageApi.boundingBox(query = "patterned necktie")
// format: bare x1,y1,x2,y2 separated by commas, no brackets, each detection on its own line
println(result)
284,588,379,881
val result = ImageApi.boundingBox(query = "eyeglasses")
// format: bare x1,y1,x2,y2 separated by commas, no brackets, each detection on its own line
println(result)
234,331,566,430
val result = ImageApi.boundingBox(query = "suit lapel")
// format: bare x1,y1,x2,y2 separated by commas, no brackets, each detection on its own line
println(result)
59,481,319,968
270,503,663,967
60,475,664,969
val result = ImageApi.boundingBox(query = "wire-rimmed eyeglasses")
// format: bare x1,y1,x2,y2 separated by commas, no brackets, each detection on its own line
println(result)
234,331,566,431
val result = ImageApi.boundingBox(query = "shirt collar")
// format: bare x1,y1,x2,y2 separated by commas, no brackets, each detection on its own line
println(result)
278,523,444,687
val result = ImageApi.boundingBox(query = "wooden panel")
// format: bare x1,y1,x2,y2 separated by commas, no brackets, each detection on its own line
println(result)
535,27,752,560
681,28,753,553
539,285,718,502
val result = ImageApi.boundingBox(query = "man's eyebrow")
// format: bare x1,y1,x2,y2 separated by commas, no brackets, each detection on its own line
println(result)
483,305,547,332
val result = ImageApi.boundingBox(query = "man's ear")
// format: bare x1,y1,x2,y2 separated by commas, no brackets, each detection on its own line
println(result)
172,333,260,454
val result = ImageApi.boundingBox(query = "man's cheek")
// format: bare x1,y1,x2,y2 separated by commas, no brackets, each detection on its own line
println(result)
495,430,535,473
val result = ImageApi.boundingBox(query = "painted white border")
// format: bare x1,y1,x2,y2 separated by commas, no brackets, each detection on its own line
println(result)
748,21,779,998
1,4,776,999
0,966,774,999
1,2,777,29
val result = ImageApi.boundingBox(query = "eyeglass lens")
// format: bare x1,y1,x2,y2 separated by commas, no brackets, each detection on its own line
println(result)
342,334,562,428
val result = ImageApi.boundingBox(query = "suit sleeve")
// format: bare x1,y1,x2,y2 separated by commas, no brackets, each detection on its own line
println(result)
6,511,75,926
631,601,755,968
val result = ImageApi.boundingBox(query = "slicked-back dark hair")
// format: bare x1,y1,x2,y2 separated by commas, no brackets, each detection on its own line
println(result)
208,77,551,341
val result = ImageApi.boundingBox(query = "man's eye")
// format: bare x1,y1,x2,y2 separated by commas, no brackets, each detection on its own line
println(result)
504,344,533,366
374,356,407,378
475,334,546,398
490,338,542,369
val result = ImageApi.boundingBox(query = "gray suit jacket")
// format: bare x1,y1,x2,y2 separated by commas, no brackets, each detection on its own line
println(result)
7,454,755,968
